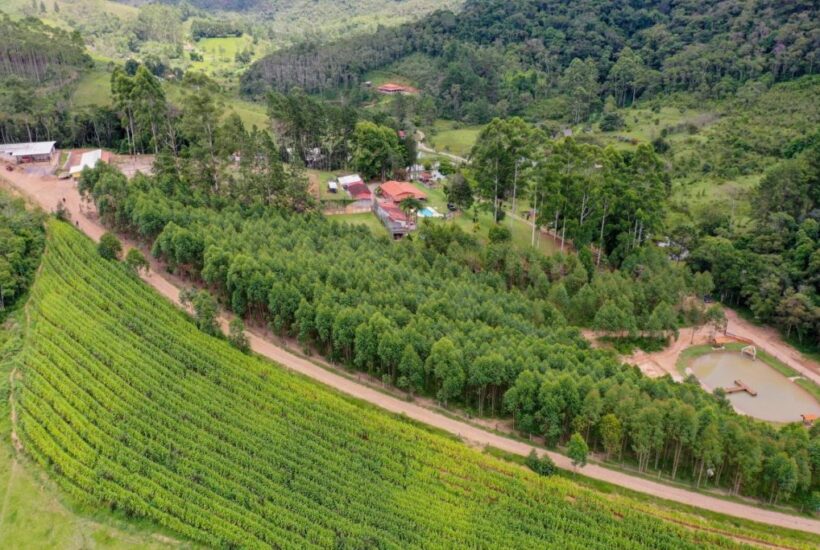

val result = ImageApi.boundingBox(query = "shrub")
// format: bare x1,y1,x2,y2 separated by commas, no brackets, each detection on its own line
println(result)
525,450,556,476
488,224,511,243
98,233,122,260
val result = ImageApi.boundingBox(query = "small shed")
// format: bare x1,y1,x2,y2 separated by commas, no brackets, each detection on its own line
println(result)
69,149,111,178
327,180,338,193
338,174,363,189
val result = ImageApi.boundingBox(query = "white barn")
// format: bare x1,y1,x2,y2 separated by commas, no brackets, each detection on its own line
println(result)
0,141,57,164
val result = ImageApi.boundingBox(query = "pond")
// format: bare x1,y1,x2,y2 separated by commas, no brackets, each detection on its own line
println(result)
689,351,820,423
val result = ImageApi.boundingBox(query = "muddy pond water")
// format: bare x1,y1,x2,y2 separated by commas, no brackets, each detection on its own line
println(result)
689,351,820,423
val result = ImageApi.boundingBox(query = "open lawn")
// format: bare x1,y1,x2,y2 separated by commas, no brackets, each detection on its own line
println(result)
71,68,114,107
334,211,389,237
188,36,258,77
426,120,483,157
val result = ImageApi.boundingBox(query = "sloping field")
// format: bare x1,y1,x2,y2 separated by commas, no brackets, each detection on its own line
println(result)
6,221,813,548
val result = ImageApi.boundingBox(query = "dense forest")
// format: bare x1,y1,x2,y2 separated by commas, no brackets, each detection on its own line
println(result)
0,15,93,143
242,0,819,123
689,143,819,344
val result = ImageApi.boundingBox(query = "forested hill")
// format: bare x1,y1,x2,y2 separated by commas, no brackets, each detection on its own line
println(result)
0,15,91,86
241,0,818,117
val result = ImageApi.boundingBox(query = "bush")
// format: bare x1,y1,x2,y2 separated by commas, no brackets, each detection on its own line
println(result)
599,112,625,132
651,137,670,154
228,318,250,353
488,224,511,243
525,450,556,476
125,248,149,273
98,233,122,260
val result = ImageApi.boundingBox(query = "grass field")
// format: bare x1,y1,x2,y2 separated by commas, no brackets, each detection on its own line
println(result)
71,68,114,107
8,219,815,549
335,212,389,237
426,120,483,157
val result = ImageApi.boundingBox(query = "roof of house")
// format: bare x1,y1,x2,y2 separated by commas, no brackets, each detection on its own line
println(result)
379,200,410,222
377,82,420,94
338,174,363,187
377,83,405,92
69,149,110,174
347,182,372,200
0,141,56,157
802,414,817,422
379,180,427,201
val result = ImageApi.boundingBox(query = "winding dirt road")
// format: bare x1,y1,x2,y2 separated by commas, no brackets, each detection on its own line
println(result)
3,167,819,535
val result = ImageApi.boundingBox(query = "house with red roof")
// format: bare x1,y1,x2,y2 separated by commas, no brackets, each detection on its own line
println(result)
346,182,372,201
374,199,415,238
376,83,420,95
378,181,427,203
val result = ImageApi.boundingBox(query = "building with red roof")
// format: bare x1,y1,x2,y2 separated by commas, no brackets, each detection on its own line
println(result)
346,182,372,201
378,181,427,203
376,83,420,95
374,199,415,238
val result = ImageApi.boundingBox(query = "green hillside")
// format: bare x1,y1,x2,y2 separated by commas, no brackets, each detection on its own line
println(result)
6,220,812,548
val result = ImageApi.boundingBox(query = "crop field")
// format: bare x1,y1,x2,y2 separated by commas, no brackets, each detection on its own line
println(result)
7,220,808,548
0,316,182,549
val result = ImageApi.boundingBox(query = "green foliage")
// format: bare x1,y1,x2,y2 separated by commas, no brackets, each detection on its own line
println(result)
445,173,473,211
124,248,149,274
179,287,221,337
568,433,589,468
689,142,819,346
245,1,818,123
14,219,777,548
525,450,556,477
0,190,45,314
487,224,511,244
97,232,122,260
351,120,401,181
228,317,249,352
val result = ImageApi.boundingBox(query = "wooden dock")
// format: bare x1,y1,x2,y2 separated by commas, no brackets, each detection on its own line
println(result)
724,380,757,396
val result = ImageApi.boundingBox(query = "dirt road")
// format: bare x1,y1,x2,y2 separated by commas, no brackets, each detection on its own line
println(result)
3,168,819,535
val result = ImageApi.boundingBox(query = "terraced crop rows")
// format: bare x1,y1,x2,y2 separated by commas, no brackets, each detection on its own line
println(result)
9,222,755,548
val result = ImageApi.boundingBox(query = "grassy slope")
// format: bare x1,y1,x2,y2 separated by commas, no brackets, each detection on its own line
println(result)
426,119,483,157
8,220,815,548
70,70,269,130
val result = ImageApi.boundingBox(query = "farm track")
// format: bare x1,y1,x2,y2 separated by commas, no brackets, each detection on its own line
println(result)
2,169,820,535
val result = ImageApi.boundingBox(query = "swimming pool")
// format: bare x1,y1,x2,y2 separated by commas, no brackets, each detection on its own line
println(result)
418,206,443,218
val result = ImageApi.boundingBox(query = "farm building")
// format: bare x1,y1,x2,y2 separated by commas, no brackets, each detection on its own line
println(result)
376,83,419,95
378,181,427,202
327,180,338,193
338,174,364,189
346,182,372,201
373,200,415,238
0,141,57,164
68,149,112,178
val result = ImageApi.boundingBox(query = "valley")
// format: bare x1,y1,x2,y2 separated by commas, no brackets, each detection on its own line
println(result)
0,0,818,547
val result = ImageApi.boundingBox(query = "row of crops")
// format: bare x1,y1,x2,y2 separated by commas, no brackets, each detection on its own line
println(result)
7,221,798,548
